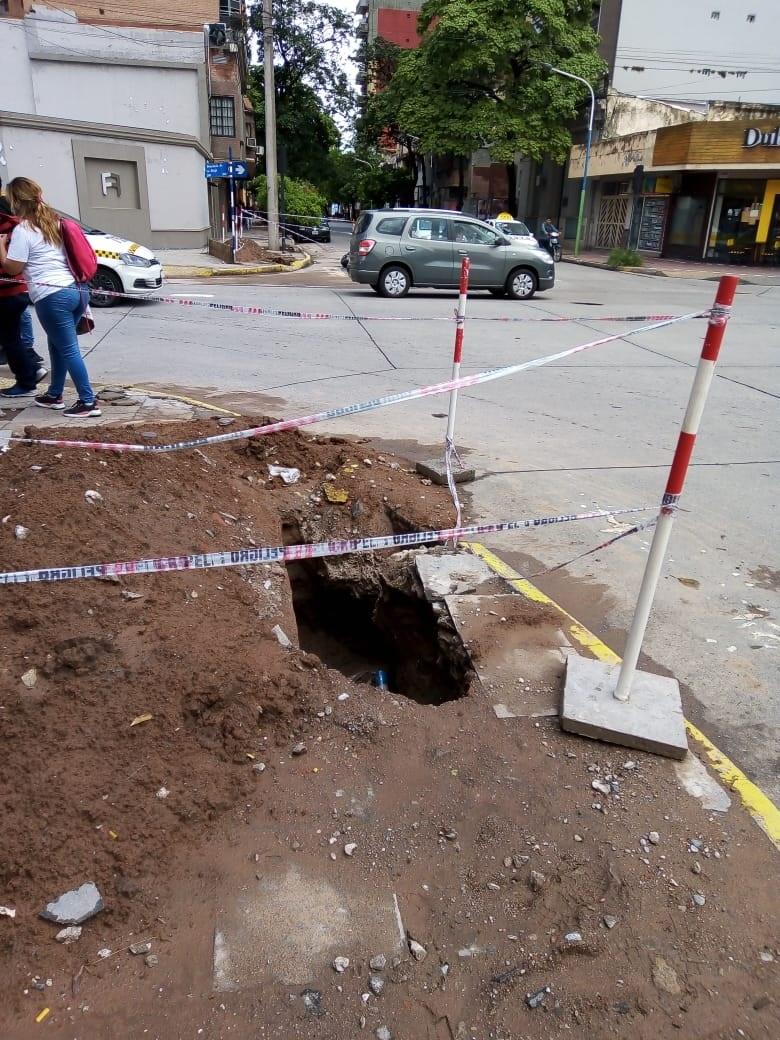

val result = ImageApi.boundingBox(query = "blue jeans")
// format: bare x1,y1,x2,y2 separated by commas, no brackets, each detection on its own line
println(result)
19,305,44,366
35,286,95,403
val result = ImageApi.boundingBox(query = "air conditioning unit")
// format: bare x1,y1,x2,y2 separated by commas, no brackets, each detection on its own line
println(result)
246,137,257,149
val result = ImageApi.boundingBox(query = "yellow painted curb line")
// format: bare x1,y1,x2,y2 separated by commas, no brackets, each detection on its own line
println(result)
466,540,780,850
164,251,313,280
126,387,242,417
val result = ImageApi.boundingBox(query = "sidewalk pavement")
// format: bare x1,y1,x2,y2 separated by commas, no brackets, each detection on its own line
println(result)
564,249,780,286
157,245,312,279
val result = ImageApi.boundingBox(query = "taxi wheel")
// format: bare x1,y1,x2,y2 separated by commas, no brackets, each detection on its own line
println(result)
89,266,122,307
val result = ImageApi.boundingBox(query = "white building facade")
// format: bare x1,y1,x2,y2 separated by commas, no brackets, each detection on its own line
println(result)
0,10,211,247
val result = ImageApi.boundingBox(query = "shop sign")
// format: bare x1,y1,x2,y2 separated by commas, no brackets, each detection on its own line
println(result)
744,127,780,149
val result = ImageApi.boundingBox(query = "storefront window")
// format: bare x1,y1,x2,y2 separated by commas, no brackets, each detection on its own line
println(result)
668,196,709,250
706,179,765,263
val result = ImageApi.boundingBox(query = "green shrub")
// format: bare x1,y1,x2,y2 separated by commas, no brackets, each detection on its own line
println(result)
252,174,326,227
607,247,643,268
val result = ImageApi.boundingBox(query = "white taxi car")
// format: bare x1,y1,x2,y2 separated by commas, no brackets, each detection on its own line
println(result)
87,227,164,306
61,214,164,306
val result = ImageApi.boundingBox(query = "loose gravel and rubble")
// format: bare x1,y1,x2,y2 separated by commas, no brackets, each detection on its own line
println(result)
0,416,777,1040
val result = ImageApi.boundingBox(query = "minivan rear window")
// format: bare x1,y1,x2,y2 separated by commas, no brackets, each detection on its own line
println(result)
376,216,407,236
355,212,372,235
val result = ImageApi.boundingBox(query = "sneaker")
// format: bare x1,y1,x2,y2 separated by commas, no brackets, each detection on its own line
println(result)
0,384,37,398
63,399,102,418
35,366,48,383
35,393,65,410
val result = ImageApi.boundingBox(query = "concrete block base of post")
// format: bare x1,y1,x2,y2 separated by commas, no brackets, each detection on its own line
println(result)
415,458,476,486
560,654,688,760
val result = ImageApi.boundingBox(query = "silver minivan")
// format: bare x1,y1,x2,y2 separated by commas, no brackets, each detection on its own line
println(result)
348,209,555,299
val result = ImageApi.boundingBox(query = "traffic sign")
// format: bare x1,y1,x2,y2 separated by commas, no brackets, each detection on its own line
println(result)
204,160,250,180
205,161,230,179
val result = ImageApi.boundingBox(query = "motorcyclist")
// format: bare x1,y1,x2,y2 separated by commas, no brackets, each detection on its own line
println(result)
540,217,562,260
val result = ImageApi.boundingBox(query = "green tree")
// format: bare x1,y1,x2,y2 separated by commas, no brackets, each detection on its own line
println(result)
252,174,326,226
249,1,355,188
370,0,605,164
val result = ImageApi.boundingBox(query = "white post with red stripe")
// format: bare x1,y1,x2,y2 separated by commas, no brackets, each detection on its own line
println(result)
614,275,738,702
446,256,471,445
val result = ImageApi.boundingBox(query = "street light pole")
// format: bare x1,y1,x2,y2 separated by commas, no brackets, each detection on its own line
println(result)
262,0,280,250
544,64,595,257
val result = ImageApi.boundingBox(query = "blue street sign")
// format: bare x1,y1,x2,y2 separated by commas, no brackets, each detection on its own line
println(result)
205,160,250,180
205,161,231,179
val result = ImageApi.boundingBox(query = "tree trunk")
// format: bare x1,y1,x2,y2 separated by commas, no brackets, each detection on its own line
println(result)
457,156,466,209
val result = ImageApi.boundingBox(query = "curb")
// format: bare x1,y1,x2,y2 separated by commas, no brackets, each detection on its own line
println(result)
163,251,313,280
562,256,775,286
465,540,780,851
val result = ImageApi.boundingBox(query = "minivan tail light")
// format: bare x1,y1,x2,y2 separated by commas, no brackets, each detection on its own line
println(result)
358,239,376,256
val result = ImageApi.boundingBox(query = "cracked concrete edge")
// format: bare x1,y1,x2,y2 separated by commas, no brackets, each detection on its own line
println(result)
464,540,780,851
163,251,313,280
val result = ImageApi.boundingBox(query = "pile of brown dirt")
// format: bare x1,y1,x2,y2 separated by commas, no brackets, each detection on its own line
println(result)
0,418,454,977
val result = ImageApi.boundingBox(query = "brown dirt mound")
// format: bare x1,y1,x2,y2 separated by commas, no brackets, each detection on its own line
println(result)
0,417,453,964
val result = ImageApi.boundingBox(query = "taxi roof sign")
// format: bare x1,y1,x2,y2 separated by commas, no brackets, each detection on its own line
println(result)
496,211,514,221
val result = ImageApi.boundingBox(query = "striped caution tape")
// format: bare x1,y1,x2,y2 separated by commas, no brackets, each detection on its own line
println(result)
0,275,699,325
0,506,652,586
526,514,660,579
10,311,704,455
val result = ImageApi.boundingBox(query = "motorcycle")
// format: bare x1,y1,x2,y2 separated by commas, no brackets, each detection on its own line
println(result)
540,230,562,262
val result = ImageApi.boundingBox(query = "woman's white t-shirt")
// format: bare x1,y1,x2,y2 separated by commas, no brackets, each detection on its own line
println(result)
7,222,74,303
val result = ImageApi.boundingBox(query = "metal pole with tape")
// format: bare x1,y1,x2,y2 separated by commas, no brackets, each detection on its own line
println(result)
446,256,470,445
613,274,739,702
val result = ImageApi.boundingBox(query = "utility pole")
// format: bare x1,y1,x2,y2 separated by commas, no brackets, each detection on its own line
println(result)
262,0,280,250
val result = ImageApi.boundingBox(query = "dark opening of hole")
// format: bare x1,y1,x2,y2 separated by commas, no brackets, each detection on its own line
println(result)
286,557,471,706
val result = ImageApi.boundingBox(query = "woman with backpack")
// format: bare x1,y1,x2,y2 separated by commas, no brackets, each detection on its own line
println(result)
0,177,101,418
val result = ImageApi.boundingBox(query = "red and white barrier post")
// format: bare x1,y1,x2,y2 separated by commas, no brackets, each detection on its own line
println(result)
613,274,738,702
446,256,471,446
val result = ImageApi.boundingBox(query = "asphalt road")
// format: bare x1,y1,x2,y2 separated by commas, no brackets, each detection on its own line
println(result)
83,237,780,800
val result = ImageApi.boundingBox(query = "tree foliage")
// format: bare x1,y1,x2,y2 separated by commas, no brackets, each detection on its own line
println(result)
249,1,355,187
252,174,326,226
321,150,415,212
369,0,605,163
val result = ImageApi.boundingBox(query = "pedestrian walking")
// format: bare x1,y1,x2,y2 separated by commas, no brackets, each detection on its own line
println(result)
0,177,101,417
0,181,47,397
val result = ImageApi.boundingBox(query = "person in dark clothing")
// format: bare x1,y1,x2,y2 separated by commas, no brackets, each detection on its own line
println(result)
0,184,47,396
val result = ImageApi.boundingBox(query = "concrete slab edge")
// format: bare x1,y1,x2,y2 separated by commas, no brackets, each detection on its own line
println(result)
464,540,780,851
561,257,767,285
163,251,313,280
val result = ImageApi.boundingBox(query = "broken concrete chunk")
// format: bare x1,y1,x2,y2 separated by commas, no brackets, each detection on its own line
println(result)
84,490,103,505
291,742,307,756
21,668,38,689
369,954,387,972
272,625,293,649
652,956,681,995
55,926,82,943
369,975,385,996
333,956,349,973
408,938,427,961
40,882,104,926
526,986,551,1009
528,870,546,893
129,941,152,955
376,1027,392,1040
145,953,159,967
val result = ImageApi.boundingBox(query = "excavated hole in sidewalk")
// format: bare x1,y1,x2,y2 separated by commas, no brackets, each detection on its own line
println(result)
285,543,473,706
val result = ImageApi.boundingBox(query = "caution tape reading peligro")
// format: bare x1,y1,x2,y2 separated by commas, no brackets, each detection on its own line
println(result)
0,507,651,586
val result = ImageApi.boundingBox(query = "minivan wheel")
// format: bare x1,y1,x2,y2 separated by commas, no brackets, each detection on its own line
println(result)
377,264,411,298
506,267,537,301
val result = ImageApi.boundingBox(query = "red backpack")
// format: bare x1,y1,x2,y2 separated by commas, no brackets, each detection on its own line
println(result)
60,218,98,282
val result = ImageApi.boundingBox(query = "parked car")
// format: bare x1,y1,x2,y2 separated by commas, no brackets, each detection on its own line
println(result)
486,217,539,248
280,216,331,244
348,209,554,300
54,214,163,306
